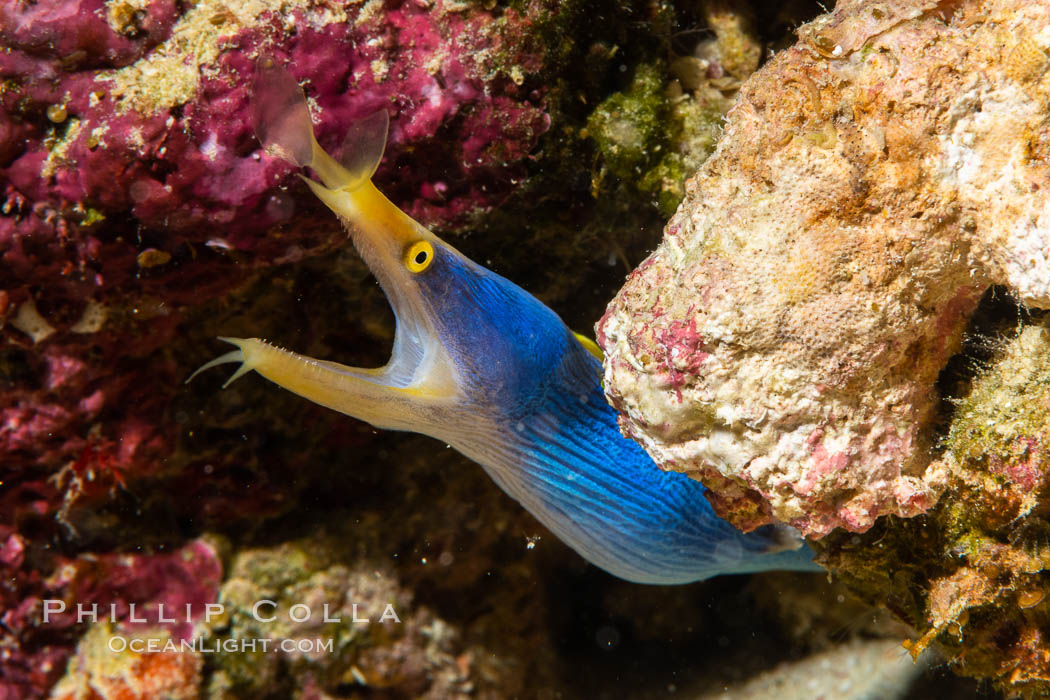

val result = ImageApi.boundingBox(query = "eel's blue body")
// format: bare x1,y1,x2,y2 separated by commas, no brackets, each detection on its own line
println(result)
411,250,818,583
192,61,819,585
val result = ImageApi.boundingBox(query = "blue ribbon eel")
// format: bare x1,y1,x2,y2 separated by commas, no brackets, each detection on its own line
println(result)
189,60,820,585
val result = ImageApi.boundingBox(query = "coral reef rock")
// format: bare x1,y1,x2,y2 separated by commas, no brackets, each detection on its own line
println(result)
696,638,929,700
821,316,1050,696
203,532,488,698
50,622,203,700
599,0,1050,537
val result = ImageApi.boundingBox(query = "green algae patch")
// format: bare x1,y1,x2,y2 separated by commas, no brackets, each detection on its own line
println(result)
640,152,691,218
945,324,1050,474
584,61,733,217
586,63,669,186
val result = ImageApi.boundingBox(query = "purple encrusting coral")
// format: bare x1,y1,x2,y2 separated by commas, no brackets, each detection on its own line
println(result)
1,1,554,694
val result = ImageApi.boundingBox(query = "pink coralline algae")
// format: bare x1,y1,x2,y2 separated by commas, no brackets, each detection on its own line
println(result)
1,1,554,695
598,0,1050,537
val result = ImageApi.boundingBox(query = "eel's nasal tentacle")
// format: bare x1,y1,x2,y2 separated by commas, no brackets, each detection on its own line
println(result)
250,60,313,169
251,57,386,193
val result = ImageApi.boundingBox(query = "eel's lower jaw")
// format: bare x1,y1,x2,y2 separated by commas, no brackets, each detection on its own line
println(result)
184,325,450,392
185,342,248,387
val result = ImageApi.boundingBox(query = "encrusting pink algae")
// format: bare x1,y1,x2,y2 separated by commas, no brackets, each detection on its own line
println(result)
0,0,568,694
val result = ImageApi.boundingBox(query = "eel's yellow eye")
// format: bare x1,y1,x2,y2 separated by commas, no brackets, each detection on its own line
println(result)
405,240,434,273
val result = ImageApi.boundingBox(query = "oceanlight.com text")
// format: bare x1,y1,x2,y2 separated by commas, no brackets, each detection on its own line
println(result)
107,635,336,655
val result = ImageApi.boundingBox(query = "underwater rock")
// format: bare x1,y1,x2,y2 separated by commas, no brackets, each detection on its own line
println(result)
49,623,203,700
599,0,1050,537
821,317,1050,696
0,538,220,697
696,637,929,700
203,532,491,698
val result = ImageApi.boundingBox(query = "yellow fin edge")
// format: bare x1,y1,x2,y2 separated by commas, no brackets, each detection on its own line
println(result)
573,332,604,361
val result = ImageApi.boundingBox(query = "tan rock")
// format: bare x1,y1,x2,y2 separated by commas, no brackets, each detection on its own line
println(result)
598,0,1050,536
